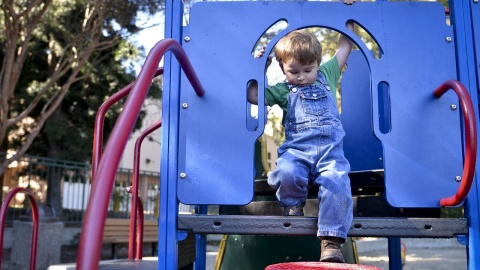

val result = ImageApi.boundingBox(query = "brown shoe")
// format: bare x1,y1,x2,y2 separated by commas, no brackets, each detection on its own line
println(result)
320,237,345,263
283,201,306,216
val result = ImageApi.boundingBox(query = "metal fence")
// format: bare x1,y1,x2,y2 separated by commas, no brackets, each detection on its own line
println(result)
0,153,164,224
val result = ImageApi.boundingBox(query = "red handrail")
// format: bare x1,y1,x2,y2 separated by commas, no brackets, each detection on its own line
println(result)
77,38,205,270
91,68,164,182
0,187,39,270
126,185,146,260
433,80,477,207
128,120,162,259
91,68,164,261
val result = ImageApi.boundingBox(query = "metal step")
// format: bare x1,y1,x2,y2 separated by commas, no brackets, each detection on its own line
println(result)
178,214,467,238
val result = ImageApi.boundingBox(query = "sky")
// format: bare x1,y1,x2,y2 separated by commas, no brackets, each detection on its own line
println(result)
131,12,166,74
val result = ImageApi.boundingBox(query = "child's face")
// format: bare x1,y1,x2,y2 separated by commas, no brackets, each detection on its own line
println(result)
282,58,319,86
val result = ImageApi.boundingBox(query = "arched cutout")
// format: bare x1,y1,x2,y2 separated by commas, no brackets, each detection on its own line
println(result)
251,19,288,58
350,21,383,60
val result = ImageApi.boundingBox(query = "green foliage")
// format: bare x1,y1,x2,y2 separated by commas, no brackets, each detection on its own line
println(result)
2,0,163,162
440,206,464,218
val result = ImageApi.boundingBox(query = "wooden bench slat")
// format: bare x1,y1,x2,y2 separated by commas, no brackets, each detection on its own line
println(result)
103,218,158,242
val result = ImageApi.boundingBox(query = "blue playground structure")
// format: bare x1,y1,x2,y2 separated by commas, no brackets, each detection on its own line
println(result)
81,0,480,269
2,0,478,269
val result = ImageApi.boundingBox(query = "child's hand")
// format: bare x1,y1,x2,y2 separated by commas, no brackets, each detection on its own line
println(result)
255,46,273,67
254,46,267,58
343,0,356,5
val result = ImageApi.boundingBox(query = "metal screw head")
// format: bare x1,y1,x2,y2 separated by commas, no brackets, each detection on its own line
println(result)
180,173,187,179
184,36,191,42
450,104,457,110
182,103,189,109
446,37,452,43
455,176,462,182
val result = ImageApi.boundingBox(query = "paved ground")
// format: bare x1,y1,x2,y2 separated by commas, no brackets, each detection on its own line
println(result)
1,237,468,269
356,238,467,270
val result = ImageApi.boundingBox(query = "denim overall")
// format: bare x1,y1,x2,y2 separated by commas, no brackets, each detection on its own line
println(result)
267,72,353,240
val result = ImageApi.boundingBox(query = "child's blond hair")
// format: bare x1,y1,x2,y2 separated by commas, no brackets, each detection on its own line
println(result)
274,30,323,70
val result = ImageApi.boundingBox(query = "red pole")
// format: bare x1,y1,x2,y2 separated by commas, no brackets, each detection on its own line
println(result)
0,187,39,270
128,120,162,259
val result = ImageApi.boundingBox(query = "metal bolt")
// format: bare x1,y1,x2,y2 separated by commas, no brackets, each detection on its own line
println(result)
446,37,452,43
298,256,303,260
184,36,191,42
450,104,457,110
455,176,462,182
285,256,290,260
474,0,478,3
180,173,187,179
182,103,189,109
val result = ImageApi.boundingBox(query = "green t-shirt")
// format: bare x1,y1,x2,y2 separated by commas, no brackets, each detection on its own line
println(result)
265,56,341,112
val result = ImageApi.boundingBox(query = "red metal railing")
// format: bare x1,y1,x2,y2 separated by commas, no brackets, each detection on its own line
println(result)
126,185,146,259
91,68,164,182
129,120,162,259
91,68,163,261
0,187,40,270
77,38,204,270
434,79,477,207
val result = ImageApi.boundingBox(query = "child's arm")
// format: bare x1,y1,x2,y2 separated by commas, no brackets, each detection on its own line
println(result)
335,0,356,70
247,81,259,105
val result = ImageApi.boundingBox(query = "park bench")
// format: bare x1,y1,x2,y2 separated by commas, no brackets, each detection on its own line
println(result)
103,218,158,259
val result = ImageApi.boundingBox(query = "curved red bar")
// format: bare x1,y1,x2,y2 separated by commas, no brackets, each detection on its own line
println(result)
77,38,205,270
91,68,164,182
433,80,478,207
128,120,162,259
125,185,146,260
0,187,39,270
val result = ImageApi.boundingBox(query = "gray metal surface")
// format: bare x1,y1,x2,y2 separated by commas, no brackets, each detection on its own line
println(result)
98,259,158,269
178,215,467,238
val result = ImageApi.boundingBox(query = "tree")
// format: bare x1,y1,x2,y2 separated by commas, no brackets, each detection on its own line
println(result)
1,0,163,213
0,0,163,177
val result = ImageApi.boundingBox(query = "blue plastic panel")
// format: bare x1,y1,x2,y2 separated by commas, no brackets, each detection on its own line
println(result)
342,50,383,172
177,1,463,207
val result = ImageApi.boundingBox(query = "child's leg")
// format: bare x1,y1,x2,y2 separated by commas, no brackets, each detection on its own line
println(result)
316,169,352,262
313,131,353,262
315,170,353,239
268,152,310,216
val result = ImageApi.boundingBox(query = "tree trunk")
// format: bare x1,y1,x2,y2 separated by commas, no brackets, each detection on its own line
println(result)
45,112,63,216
